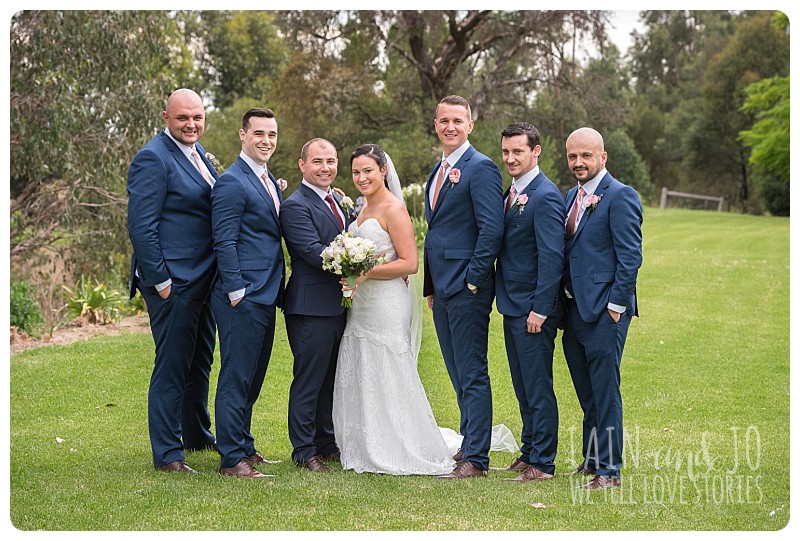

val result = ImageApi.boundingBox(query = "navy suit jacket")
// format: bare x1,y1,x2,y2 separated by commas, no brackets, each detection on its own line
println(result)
210,157,284,307
127,131,219,300
280,183,353,316
423,145,504,299
495,171,565,318
563,172,643,322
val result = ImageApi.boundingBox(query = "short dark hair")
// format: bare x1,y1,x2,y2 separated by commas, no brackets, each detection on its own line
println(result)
501,122,541,150
300,137,335,161
350,144,386,168
242,108,276,131
436,95,472,120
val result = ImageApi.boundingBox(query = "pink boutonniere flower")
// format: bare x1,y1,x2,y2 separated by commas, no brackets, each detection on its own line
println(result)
515,193,529,214
584,194,603,212
276,177,288,191
448,168,461,187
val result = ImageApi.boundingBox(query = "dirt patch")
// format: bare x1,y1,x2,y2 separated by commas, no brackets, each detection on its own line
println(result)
10,314,152,354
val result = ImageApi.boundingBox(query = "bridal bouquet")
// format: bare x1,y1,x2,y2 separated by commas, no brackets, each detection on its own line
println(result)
321,232,386,307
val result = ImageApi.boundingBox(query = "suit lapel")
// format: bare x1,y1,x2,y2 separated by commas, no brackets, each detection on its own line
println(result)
572,173,611,241
302,184,343,231
160,133,212,190
430,146,475,219
240,159,279,224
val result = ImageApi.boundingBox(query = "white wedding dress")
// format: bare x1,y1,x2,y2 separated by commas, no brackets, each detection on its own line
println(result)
333,218,455,475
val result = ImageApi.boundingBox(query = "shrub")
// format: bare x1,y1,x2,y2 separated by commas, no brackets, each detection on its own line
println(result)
10,282,43,335
62,277,124,325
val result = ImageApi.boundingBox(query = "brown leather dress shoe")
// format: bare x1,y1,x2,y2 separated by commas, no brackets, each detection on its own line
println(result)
157,460,197,474
506,457,530,472
582,474,622,490
219,458,269,478
298,456,330,472
506,465,554,483
246,452,282,465
452,448,464,462
436,460,487,479
572,463,597,476
321,451,341,463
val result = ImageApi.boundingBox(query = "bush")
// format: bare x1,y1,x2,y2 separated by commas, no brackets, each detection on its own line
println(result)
10,282,44,335
62,277,125,325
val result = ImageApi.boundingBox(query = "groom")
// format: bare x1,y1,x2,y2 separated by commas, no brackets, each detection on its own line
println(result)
423,95,504,479
280,138,353,473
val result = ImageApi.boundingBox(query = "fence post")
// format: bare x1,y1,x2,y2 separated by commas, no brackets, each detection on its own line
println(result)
660,187,669,209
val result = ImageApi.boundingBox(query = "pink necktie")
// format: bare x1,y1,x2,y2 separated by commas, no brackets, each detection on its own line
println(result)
431,158,449,210
505,184,517,213
325,194,345,231
191,151,213,187
261,172,280,214
566,187,585,239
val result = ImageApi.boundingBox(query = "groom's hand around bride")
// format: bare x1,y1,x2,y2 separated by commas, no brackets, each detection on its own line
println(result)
427,295,433,310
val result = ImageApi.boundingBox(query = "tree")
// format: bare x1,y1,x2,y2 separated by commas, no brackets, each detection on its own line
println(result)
10,10,194,284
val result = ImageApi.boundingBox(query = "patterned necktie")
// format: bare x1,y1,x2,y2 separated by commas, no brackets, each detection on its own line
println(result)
261,172,280,214
505,184,517,213
566,187,586,239
325,194,345,231
191,150,213,187
431,158,449,210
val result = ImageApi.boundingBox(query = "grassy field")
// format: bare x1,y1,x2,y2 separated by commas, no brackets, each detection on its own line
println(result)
8,208,790,532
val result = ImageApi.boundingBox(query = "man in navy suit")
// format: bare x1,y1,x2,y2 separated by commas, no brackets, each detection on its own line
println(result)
561,127,643,489
280,138,352,473
210,108,285,478
127,88,219,474
423,95,504,479
495,122,565,482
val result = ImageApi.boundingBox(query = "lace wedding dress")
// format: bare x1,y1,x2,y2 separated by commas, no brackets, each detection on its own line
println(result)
333,218,455,475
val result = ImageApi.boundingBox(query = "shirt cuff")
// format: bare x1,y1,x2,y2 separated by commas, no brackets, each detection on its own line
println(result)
155,278,172,292
533,312,547,320
228,288,245,302
607,302,626,313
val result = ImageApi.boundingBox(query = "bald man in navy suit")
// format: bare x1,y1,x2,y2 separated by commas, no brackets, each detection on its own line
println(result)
127,88,219,474
561,127,642,490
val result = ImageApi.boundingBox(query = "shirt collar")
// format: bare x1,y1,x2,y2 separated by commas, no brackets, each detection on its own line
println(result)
163,128,197,159
239,151,267,179
512,166,540,194
302,179,334,200
578,168,607,196
441,140,471,168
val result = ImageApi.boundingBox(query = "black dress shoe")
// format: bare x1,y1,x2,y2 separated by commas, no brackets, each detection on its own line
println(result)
436,461,487,479
219,459,269,478
157,460,197,474
572,463,597,476
506,457,530,472
298,456,330,472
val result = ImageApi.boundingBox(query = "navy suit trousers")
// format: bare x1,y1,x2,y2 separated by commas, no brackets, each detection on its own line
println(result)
432,284,494,471
211,294,276,468
141,286,216,467
562,298,630,477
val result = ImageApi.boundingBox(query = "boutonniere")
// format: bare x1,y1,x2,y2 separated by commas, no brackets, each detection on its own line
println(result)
339,196,355,212
276,177,288,191
514,193,529,214
448,168,461,187
205,152,221,171
584,193,602,212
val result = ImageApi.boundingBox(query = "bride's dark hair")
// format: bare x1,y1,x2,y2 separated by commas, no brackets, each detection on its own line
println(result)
351,144,389,188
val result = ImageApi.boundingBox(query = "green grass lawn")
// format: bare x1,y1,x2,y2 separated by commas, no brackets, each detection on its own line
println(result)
8,208,790,531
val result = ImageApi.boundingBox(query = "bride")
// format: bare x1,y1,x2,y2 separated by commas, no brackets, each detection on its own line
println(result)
332,144,455,475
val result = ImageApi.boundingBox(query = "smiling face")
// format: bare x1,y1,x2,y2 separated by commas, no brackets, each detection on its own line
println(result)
240,116,278,166
299,141,338,190
162,89,205,145
566,129,607,184
351,155,387,197
501,134,540,179
434,102,474,154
